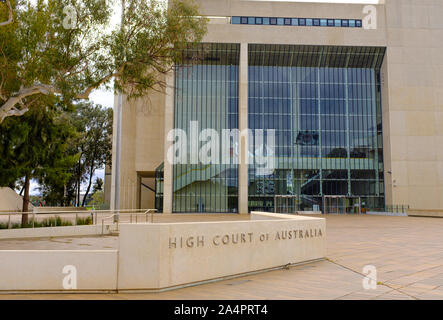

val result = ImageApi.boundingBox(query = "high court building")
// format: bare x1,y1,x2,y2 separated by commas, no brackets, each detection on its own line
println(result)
108,0,443,215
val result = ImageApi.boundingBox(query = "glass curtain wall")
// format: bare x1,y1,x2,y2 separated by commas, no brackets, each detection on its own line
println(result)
173,43,240,213
248,45,385,212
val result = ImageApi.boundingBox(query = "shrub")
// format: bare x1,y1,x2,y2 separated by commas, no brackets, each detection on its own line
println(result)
0,217,73,229
76,216,93,226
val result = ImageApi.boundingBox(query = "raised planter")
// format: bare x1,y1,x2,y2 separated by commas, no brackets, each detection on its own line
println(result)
0,224,113,240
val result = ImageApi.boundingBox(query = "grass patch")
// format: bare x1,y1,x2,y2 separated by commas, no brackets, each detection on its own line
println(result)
76,216,93,226
0,216,93,229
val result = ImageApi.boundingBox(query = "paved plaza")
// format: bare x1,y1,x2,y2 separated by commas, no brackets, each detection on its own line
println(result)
1,215,443,300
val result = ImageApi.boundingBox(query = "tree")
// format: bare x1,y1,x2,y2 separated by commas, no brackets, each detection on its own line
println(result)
0,0,13,27
0,0,207,123
92,178,104,194
70,103,112,207
0,98,79,225
90,190,104,208
36,103,112,208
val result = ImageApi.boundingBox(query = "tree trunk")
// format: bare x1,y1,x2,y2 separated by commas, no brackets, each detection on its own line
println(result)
77,178,80,206
21,175,30,227
77,159,81,206
82,165,95,207
73,180,77,206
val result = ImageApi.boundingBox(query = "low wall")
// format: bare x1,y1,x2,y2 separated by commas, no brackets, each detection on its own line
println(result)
117,212,326,291
0,250,117,291
366,211,408,217
297,211,322,215
33,207,87,213
0,212,326,292
0,225,113,240
408,210,443,218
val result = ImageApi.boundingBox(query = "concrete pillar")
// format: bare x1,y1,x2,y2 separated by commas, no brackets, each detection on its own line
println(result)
238,43,249,214
163,70,175,214
110,94,122,211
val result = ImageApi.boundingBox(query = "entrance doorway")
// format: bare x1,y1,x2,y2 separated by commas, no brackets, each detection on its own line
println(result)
322,196,361,214
274,195,299,214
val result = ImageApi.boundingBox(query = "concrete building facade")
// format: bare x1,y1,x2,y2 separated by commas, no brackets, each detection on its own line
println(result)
109,0,443,215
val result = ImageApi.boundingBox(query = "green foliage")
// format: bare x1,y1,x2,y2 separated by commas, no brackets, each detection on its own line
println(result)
60,102,112,207
0,215,93,229
0,0,207,121
0,216,73,229
90,190,105,207
76,216,92,226
0,98,80,220
0,100,79,187
93,178,104,194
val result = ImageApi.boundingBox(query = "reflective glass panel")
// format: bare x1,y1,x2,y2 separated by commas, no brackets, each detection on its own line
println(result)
173,44,240,213
248,44,386,212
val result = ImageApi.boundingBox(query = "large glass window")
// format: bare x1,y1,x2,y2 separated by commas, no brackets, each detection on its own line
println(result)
173,44,240,213
248,44,386,212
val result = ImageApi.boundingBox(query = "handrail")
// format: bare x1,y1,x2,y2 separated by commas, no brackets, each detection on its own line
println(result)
99,209,159,234
101,214,118,235
145,209,158,223
0,208,149,216
0,209,161,231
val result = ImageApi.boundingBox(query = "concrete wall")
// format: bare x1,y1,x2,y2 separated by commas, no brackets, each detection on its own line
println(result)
197,0,386,47
0,225,114,240
32,207,86,213
0,250,117,291
384,0,443,211
117,212,325,290
0,213,325,292
111,80,166,211
0,187,34,212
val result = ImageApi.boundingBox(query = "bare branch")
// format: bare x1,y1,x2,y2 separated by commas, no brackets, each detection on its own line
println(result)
0,0,13,27
0,84,58,123
75,72,118,100
1,106,29,121
0,70,120,123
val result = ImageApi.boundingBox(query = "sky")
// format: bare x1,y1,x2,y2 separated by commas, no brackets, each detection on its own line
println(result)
28,0,380,195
